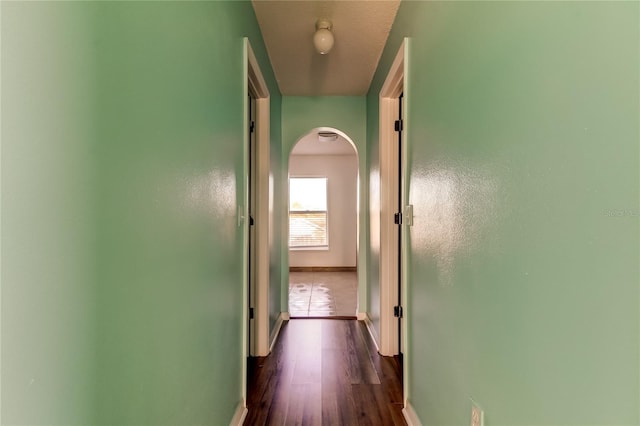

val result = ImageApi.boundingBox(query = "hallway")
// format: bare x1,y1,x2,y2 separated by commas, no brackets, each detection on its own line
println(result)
3,1,637,424
244,319,405,425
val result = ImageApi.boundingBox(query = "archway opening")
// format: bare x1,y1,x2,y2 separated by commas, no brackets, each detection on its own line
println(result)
287,127,359,318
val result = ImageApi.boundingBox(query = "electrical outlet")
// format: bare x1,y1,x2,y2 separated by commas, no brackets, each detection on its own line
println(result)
471,400,484,426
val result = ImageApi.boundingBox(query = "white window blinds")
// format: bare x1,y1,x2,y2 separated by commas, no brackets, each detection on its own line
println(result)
289,177,328,248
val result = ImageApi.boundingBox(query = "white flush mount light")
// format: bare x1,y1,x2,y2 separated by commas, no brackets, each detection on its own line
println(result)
318,131,338,142
313,19,334,55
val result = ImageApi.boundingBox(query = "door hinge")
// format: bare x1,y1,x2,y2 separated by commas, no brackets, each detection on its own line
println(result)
393,305,403,318
394,119,403,132
249,215,255,226
249,307,255,319
394,212,402,225
250,121,255,133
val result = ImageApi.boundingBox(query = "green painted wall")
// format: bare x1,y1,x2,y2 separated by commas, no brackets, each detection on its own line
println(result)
366,92,383,340
369,1,639,425
281,97,368,313
269,98,284,334
2,2,281,424
2,4,96,423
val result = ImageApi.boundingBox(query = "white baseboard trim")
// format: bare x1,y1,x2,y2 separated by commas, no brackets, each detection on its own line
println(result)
362,314,380,353
356,312,367,320
269,312,288,353
229,400,247,426
402,401,423,426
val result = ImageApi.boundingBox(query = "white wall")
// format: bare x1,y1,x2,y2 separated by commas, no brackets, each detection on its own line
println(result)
289,154,358,267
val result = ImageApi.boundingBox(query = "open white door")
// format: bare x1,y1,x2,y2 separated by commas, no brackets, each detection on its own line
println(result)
242,39,271,412
379,40,407,357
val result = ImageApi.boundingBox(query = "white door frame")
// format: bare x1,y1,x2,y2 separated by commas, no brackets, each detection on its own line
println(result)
246,40,271,358
241,38,271,410
379,39,407,359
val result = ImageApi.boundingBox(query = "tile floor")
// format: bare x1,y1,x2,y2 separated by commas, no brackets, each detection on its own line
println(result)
288,271,358,317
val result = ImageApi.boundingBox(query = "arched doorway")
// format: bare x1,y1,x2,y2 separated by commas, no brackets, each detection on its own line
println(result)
287,127,359,318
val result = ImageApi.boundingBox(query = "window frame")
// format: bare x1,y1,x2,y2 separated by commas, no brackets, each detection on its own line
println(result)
288,176,329,250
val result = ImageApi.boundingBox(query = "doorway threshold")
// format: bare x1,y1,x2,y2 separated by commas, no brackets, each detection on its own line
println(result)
289,315,358,320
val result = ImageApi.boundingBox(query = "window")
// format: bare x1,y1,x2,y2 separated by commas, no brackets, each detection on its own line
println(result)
289,177,328,248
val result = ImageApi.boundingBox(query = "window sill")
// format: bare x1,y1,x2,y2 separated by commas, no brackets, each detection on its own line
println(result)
289,246,329,252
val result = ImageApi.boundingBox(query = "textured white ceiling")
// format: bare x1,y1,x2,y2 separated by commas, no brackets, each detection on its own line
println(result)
252,0,400,96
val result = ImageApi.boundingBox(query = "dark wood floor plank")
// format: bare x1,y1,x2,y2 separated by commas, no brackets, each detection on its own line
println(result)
322,320,380,385
320,319,347,350
352,384,405,426
389,401,407,426
379,356,404,404
245,324,294,426
244,319,406,426
286,384,322,426
347,321,381,385
351,384,385,426
355,322,403,403
321,348,359,425
291,320,322,385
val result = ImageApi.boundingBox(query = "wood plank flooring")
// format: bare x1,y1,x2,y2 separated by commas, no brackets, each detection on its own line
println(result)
244,319,406,426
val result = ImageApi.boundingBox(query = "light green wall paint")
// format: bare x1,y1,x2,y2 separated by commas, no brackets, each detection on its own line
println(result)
2,2,282,424
366,91,382,340
281,97,368,313
2,4,96,423
269,97,284,333
370,1,639,424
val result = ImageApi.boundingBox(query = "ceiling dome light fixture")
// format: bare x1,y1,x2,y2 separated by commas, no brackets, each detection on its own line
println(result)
318,131,338,142
313,19,334,55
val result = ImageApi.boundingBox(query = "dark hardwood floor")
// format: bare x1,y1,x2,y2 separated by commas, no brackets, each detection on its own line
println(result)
244,319,406,426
